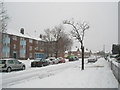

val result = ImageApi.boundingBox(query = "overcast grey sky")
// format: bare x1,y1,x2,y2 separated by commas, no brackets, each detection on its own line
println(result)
5,2,118,52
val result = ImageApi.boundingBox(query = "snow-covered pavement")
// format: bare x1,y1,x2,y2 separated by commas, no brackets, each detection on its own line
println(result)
1,58,118,88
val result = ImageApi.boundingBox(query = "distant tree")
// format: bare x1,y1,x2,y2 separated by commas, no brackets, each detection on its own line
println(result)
63,19,90,70
43,25,73,58
61,33,73,51
0,1,9,59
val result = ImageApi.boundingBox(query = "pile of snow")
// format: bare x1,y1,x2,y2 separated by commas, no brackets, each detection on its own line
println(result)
112,60,120,67
8,58,118,88
19,59,34,69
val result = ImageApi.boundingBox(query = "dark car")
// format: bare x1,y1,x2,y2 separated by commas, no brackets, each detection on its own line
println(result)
31,58,49,67
0,58,25,72
69,57,76,61
74,56,79,60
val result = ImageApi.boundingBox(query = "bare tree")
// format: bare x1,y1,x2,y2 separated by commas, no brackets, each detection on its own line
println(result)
63,19,90,70
42,25,73,58
0,1,9,59
61,33,73,51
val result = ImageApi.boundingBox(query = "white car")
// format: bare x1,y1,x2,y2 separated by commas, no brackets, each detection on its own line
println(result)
0,58,25,72
50,58,59,64
46,59,53,65
48,57,59,64
88,56,97,63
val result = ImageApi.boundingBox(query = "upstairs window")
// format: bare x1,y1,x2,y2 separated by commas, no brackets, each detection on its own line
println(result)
13,36,17,40
3,34,8,38
29,39,33,43
13,44,16,49
29,46,32,51
36,41,38,44
29,53,32,58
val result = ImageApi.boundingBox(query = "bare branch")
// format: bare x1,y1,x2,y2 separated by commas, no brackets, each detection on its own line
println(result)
63,20,82,42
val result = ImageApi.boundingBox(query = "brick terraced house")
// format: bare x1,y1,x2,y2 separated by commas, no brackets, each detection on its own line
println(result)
1,28,65,60
1,28,46,59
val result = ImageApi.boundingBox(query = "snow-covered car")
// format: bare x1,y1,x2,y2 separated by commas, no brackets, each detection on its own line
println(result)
88,56,97,63
46,59,53,65
31,58,49,67
0,58,26,72
74,56,79,60
50,58,59,64
57,57,65,63
48,57,59,64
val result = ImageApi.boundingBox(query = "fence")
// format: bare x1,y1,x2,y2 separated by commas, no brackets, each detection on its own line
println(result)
108,59,120,83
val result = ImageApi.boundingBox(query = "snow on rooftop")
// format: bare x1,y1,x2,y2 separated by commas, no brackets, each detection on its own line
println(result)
4,29,43,41
71,47,80,51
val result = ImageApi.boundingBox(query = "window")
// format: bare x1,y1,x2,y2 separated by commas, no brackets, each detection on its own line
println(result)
36,41,38,44
13,44,16,49
3,34,8,38
14,60,19,64
20,52,25,58
20,40,26,45
3,36,10,44
20,38,24,40
0,60,6,64
2,48,10,58
29,39,33,43
29,53,32,58
20,45,26,49
29,46,32,51
35,47,38,50
8,60,14,64
13,36,17,40
20,49,26,58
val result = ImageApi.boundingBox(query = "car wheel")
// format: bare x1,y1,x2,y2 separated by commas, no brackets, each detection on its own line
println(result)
7,67,11,72
22,66,25,70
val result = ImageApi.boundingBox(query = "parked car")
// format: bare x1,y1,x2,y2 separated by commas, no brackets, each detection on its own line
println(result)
48,57,59,64
46,59,53,65
88,56,97,63
69,57,76,61
0,58,26,72
50,58,59,64
57,57,65,63
74,56,79,60
31,58,48,67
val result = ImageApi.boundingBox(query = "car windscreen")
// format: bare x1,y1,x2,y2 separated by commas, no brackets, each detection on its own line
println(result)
0,60,6,64
50,59,54,61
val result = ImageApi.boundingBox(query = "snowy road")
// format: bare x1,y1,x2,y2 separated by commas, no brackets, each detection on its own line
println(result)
1,60,82,88
0,58,118,88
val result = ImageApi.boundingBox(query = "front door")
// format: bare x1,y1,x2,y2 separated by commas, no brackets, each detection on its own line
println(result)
13,51,17,59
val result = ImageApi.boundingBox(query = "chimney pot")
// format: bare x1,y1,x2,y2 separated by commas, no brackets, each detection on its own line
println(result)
20,28,24,34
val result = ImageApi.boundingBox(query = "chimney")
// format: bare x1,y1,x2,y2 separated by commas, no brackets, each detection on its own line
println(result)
40,34,42,38
20,28,24,34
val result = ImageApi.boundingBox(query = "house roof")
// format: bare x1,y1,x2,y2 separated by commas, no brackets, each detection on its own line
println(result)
3,29,44,41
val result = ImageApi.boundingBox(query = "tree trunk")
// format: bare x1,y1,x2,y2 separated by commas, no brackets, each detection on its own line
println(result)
81,46,84,70
55,51,58,58
0,32,2,59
